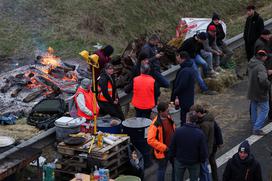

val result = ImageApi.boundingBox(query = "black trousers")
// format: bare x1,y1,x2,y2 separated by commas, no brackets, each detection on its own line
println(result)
98,101,125,121
135,108,152,119
180,106,190,126
245,42,254,62
209,146,218,181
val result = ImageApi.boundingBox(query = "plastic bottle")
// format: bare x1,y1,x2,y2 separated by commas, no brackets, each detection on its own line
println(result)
93,166,100,181
97,132,103,148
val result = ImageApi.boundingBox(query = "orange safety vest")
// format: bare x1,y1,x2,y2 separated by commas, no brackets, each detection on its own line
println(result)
97,81,113,102
147,116,176,159
132,74,155,109
74,87,99,120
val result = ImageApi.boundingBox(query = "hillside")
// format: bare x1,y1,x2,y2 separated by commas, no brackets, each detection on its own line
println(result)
0,0,272,59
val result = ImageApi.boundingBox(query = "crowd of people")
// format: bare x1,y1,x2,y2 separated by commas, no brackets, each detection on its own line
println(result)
70,4,271,181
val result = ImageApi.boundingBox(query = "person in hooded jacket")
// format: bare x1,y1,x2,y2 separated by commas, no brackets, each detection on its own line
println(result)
171,51,195,125
191,104,214,181
97,63,125,120
247,49,271,135
223,140,263,181
244,5,264,62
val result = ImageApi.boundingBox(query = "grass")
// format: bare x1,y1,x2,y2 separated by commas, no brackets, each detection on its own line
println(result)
0,0,272,59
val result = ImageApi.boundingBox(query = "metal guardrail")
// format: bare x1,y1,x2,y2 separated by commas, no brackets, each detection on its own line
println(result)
119,18,272,106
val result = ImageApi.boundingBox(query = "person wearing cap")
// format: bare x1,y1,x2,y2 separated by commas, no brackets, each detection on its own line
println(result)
94,45,114,81
171,51,195,125
207,13,233,68
244,5,264,62
223,140,262,181
131,64,156,119
74,78,100,120
179,32,217,95
201,25,223,73
169,111,208,181
247,49,271,135
97,63,125,120
140,34,170,101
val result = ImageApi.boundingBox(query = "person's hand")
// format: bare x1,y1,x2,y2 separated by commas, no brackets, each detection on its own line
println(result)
114,98,119,104
174,97,179,106
268,70,272,76
155,52,164,58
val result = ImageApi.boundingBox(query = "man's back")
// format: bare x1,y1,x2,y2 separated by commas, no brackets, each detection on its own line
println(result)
169,123,208,165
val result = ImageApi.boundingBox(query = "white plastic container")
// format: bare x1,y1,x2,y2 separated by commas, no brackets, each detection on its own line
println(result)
54,117,85,141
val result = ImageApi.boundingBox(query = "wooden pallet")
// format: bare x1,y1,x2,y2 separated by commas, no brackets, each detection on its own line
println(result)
57,136,130,160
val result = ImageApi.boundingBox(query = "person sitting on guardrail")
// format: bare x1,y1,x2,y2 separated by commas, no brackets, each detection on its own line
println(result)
207,13,233,68
223,140,263,181
244,5,264,62
178,32,217,95
171,51,195,125
97,63,125,120
147,102,176,181
131,64,156,119
202,26,224,73
247,49,270,135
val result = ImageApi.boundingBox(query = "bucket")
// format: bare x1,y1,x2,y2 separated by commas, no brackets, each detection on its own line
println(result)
115,175,141,181
96,117,122,134
122,117,152,168
55,117,85,141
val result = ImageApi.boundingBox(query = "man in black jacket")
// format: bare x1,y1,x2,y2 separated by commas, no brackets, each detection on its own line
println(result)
207,13,233,67
244,5,264,62
223,140,262,181
169,111,208,181
171,51,195,125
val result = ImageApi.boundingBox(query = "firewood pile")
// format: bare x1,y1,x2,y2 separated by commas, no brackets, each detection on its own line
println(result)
112,37,177,89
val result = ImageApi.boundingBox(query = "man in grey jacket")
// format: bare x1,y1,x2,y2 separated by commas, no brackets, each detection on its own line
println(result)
248,49,271,135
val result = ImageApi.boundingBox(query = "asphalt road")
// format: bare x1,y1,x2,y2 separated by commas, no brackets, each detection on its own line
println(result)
145,79,272,181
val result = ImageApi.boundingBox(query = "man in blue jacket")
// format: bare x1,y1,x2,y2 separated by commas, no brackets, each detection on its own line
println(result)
169,111,208,181
171,51,195,125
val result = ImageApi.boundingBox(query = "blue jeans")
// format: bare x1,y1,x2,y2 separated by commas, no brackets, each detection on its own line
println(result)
200,50,213,71
250,100,269,130
200,160,211,181
191,58,208,92
174,160,200,181
157,156,175,181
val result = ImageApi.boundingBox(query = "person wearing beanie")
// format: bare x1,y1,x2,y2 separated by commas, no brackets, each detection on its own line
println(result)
94,45,114,81
244,5,264,62
97,63,125,120
207,13,233,68
73,78,100,120
248,49,270,135
179,32,217,95
223,140,263,181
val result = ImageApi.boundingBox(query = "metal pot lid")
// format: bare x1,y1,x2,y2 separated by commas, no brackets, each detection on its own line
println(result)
0,136,15,147
122,117,152,128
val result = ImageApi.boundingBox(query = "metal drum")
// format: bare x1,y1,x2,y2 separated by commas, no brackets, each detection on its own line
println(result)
97,117,122,134
122,117,152,168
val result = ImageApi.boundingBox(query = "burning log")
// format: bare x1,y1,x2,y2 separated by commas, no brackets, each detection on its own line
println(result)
11,87,23,97
23,89,46,103
35,76,60,92
0,75,31,93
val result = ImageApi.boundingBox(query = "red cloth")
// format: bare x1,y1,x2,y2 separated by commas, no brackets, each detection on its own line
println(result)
162,118,174,147
74,87,99,120
132,74,155,109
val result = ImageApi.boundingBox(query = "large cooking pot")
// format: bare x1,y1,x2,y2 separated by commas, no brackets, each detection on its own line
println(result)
96,117,122,134
122,117,152,168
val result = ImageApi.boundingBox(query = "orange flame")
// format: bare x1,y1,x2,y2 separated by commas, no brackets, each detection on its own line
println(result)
40,47,61,67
